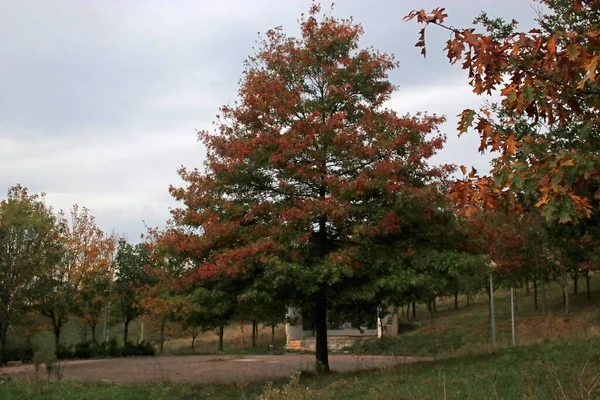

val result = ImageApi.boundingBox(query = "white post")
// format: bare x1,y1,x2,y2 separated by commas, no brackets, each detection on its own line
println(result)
377,306,383,338
490,273,496,346
510,287,516,346
140,320,144,343
285,308,303,342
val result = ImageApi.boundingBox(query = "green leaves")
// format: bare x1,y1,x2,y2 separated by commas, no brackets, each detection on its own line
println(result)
458,109,476,134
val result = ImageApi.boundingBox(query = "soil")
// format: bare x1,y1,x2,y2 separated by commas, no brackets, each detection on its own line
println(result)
0,354,427,384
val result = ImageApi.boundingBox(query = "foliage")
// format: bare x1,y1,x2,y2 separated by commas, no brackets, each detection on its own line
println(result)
35,204,113,355
114,239,154,344
0,185,61,363
168,3,452,371
406,0,600,223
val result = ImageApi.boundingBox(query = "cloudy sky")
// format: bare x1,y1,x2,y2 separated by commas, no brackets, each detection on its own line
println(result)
0,0,541,241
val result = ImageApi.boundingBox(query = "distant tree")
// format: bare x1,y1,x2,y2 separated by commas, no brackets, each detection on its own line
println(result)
0,185,61,364
114,239,153,344
36,204,109,355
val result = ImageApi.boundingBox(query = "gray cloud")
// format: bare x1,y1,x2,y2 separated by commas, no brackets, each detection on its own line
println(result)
0,0,540,240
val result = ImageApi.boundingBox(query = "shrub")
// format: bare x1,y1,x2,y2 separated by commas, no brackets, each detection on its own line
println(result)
103,338,120,358
74,342,93,359
3,340,33,363
122,341,155,357
56,344,74,360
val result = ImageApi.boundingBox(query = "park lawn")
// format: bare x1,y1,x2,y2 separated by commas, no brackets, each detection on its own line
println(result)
0,338,598,399
3,281,600,399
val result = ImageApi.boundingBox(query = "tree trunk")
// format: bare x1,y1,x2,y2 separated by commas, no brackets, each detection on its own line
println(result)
564,283,570,317
541,272,547,315
514,288,518,312
533,276,538,311
251,320,257,348
0,320,9,365
54,325,62,357
159,320,165,355
586,270,591,300
123,319,130,344
412,301,416,318
573,273,578,296
80,323,88,343
271,323,275,344
90,322,97,344
454,292,458,310
432,298,437,314
426,301,434,324
525,279,530,296
191,333,197,350
218,325,224,352
314,292,329,372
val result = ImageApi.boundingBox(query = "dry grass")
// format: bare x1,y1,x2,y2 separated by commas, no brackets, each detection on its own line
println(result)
167,324,287,354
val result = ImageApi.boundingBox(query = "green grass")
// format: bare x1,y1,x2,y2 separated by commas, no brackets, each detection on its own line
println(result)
345,279,600,358
1,338,598,399
0,380,268,400
3,278,599,399
298,338,600,399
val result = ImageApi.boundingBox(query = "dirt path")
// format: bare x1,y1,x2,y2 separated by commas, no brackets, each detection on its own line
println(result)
1,354,428,384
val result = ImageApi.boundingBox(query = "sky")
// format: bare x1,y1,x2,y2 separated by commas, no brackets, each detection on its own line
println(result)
0,0,541,241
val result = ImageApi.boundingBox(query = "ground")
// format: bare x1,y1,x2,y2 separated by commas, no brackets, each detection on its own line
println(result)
2,354,426,384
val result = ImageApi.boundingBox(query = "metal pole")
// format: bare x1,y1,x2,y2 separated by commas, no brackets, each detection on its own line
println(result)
103,298,110,342
490,273,496,346
511,287,516,346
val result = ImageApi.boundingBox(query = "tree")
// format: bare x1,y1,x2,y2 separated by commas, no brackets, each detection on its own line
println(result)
406,0,600,223
170,4,452,371
36,204,110,355
75,222,115,344
0,185,61,364
114,239,153,344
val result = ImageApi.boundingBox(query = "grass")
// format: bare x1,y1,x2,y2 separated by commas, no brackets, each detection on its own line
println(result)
3,278,600,398
345,279,600,359
1,338,598,399
0,380,268,400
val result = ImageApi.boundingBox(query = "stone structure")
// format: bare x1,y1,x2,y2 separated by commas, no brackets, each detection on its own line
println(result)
284,306,399,350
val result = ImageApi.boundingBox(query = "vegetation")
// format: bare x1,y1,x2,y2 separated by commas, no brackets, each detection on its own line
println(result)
1,1,599,398
1,282,599,399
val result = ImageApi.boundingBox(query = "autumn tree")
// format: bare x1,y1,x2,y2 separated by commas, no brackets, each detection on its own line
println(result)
0,185,61,364
35,204,111,355
170,4,452,371
406,0,600,223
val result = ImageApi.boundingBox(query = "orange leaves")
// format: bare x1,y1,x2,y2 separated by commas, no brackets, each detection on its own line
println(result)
407,3,600,223
404,8,447,25
505,135,518,156
404,8,448,57
579,54,600,89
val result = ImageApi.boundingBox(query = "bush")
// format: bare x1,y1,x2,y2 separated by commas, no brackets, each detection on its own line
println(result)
104,338,120,358
73,342,93,359
56,344,73,360
121,341,155,357
3,341,33,363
